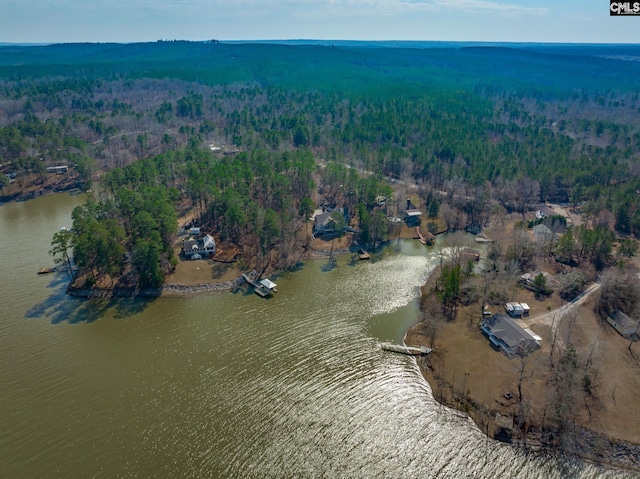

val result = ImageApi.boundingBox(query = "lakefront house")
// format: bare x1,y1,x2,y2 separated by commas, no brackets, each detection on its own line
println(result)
182,234,216,259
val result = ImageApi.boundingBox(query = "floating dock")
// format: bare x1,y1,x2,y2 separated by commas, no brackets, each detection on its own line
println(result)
380,343,433,356
37,266,57,274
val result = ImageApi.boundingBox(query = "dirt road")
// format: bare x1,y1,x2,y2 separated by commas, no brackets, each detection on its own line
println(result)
522,282,600,328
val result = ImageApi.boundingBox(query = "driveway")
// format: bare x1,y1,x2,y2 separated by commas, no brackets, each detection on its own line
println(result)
521,282,601,328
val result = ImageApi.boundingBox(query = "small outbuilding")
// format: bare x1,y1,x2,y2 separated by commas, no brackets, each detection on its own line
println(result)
505,302,529,318
606,310,639,339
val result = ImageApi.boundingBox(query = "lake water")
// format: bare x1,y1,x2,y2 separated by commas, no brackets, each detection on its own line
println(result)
0,194,633,478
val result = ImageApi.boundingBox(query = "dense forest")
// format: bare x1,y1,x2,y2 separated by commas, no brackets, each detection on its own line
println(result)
1,41,640,288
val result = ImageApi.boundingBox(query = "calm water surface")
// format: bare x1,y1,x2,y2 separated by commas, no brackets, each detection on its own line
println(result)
0,194,634,478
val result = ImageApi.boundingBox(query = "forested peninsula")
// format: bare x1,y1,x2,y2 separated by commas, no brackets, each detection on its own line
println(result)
2,41,640,468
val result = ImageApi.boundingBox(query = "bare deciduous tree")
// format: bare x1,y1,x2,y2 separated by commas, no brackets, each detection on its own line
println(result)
597,269,640,320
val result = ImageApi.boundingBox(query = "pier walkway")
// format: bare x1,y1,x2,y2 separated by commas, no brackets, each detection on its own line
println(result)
380,343,432,356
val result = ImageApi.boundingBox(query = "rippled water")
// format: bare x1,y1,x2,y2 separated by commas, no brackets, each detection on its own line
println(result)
0,195,634,478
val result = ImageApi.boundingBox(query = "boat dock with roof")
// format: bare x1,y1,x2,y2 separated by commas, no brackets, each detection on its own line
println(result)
242,273,277,297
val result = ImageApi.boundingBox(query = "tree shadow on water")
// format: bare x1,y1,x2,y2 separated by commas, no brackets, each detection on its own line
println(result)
321,257,337,272
110,297,156,319
347,254,359,267
231,284,259,297
285,261,305,273
25,274,156,324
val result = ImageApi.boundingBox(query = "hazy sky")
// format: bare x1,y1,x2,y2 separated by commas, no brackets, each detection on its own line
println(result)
1,0,638,44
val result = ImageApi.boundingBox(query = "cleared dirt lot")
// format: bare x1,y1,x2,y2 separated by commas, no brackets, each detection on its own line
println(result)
166,258,241,285
166,239,243,285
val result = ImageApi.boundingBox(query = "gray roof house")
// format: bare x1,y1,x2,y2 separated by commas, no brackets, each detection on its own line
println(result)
313,212,334,235
481,314,540,357
607,310,639,339
404,209,423,220
313,207,347,236
533,224,554,244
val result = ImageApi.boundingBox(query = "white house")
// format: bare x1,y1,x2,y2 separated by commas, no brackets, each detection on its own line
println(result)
182,234,216,258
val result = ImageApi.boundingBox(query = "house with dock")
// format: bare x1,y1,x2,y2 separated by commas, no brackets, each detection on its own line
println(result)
403,199,423,225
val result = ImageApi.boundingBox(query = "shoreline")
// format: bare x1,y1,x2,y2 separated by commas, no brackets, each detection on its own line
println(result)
65,245,360,299
0,183,84,204
67,275,247,299
404,321,640,473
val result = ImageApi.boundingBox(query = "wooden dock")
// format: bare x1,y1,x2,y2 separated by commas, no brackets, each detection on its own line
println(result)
380,343,432,356
353,241,371,260
37,266,57,274
475,237,495,244
415,227,434,246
